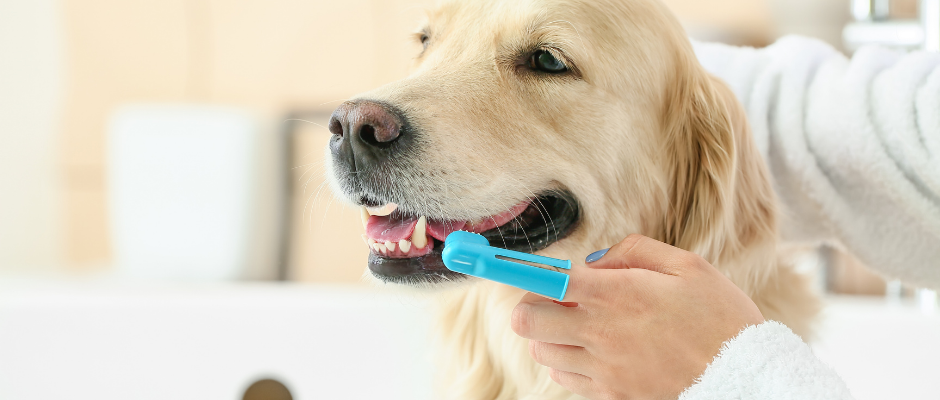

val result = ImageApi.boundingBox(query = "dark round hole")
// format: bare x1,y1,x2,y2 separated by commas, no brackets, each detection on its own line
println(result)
242,378,292,400
359,124,379,145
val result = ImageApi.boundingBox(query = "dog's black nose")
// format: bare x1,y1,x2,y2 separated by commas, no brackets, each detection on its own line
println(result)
329,100,406,173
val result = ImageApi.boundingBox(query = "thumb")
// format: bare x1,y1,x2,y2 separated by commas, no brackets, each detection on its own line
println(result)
584,234,701,276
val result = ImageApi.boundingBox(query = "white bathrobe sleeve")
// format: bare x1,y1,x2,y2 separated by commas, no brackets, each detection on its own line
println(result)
678,321,853,400
678,37,940,399
694,37,940,288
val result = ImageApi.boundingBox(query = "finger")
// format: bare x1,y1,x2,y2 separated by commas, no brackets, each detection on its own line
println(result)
588,234,704,276
512,293,588,346
552,263,617,304
529,340,594,377
555,263,661,305
548,368,596,399
511,262,606,305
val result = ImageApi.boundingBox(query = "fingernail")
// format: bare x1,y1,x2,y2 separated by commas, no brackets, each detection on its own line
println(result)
585,248,609,263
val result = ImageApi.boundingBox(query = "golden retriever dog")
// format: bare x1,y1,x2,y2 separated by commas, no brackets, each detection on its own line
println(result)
326,0,819,397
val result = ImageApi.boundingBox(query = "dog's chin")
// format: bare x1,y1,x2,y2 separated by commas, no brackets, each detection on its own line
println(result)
367,248,466,285
365,191,581,286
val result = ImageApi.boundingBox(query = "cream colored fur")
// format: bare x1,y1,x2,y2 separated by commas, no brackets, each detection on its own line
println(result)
333,0,820,398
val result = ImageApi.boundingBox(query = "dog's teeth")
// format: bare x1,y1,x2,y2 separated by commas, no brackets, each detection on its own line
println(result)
379,245,388,255
385,241,395,252
399,239,411,253
361,234,369,245
368,238,376,246
412,216,428,249
366,203,398,217
360,207,370,229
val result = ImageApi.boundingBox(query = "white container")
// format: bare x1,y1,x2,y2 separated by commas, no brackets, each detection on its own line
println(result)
108,105,282,281
0,281,434,400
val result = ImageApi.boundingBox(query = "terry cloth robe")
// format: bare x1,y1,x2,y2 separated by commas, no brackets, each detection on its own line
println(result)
678,37,940,399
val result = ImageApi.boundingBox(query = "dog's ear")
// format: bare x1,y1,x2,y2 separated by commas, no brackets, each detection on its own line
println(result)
661,60,739,261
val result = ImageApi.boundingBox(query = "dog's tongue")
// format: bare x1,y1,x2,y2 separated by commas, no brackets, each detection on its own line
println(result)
427,220,467,241
365,215,417,242
364,200,532,243
365,215,465,242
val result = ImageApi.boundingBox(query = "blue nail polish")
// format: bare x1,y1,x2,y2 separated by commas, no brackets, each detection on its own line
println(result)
585,248,609,263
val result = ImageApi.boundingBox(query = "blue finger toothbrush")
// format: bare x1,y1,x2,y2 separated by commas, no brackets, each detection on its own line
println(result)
442,231,572,300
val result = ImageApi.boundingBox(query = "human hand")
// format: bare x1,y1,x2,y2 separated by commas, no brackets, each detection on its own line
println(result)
511,234,764,399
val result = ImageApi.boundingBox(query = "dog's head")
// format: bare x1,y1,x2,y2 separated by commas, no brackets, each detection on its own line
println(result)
326,0,773,285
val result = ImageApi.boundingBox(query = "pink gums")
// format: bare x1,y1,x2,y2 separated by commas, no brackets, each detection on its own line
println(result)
364,200,532,258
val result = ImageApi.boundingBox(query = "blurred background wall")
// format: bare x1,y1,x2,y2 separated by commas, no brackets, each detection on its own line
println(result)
0,0,64,272
0,0,917,289
55,0,430,273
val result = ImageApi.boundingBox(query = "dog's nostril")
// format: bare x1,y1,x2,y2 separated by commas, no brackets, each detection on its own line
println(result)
329,100,403,153
359,124,381,146
328,116,344,137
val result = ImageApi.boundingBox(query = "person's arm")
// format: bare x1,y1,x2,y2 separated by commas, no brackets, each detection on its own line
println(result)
694,37,940,287
679,321,852,400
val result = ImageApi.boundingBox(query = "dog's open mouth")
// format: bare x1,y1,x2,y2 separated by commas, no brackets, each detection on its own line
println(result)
361,192,580,284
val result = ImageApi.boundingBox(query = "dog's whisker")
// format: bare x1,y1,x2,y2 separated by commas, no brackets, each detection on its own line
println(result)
315,191,338,233
471,160,560,251
300,189,317,229
306,181,329,209
292,160,325,170
284,118,328,130
316,98,351,107
301,170,328,193
532,195,560,244
302,179,330,229
511,181,559,245
299,167,327,192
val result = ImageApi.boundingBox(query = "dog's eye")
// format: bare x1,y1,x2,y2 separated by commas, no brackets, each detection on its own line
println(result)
530,50,567,73
420,33,430,49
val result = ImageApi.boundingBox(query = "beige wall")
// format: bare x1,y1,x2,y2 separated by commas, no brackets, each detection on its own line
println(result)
59,0,430,272
663,0,775,45
663,0,855,49
287,120,371,283
0,0,64,271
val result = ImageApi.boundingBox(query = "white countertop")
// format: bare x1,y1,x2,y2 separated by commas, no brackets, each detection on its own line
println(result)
0,279,436,400
1,279,938,399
